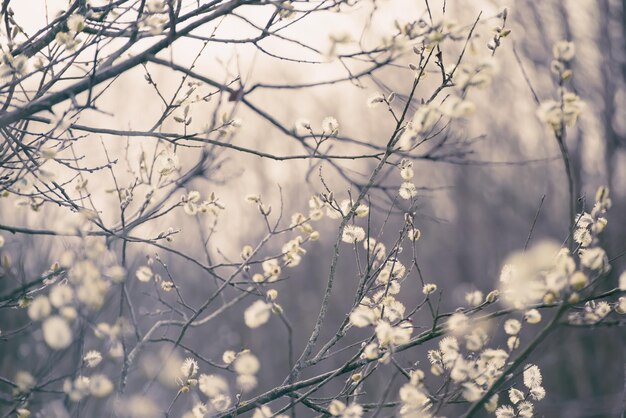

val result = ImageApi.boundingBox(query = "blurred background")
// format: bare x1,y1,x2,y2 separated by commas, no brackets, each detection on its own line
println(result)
1,0,626,416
